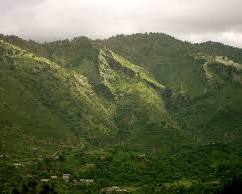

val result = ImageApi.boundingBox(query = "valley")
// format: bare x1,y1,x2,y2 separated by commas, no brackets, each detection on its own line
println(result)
0,33,242,193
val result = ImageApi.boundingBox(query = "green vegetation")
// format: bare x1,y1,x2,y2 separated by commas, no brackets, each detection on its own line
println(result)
1,33,242,193
1,144,242,193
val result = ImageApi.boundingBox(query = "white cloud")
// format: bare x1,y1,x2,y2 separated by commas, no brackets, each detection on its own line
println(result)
0,0,242,47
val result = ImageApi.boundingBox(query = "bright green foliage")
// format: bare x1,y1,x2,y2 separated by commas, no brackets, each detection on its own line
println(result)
1,33,242,193
0,40,115,143
98,49,186,151
103,33,207,97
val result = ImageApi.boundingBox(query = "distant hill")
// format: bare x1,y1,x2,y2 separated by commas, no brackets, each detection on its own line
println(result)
1,32,242,193
1,33,242,150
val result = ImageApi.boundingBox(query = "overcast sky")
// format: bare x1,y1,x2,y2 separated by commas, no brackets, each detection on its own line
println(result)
0,0,242,47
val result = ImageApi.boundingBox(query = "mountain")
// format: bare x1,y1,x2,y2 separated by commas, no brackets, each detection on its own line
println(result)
0,39,118,146
103,33,242,145
0,33,242,193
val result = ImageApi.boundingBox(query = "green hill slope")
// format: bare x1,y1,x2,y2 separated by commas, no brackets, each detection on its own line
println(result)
0,38,186,152
1,33,242,193
0,39,116,146
171,54,242,145
98,49,189,151
1,33,242,148
103,33,242,145
103,33,207,97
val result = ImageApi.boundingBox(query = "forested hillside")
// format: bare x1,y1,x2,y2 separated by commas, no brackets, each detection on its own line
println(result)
0,33,242,193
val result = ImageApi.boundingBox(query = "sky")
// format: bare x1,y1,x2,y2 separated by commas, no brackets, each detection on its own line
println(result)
0,0,242,47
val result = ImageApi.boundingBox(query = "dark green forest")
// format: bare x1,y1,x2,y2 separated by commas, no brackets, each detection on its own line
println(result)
0,33,242,193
